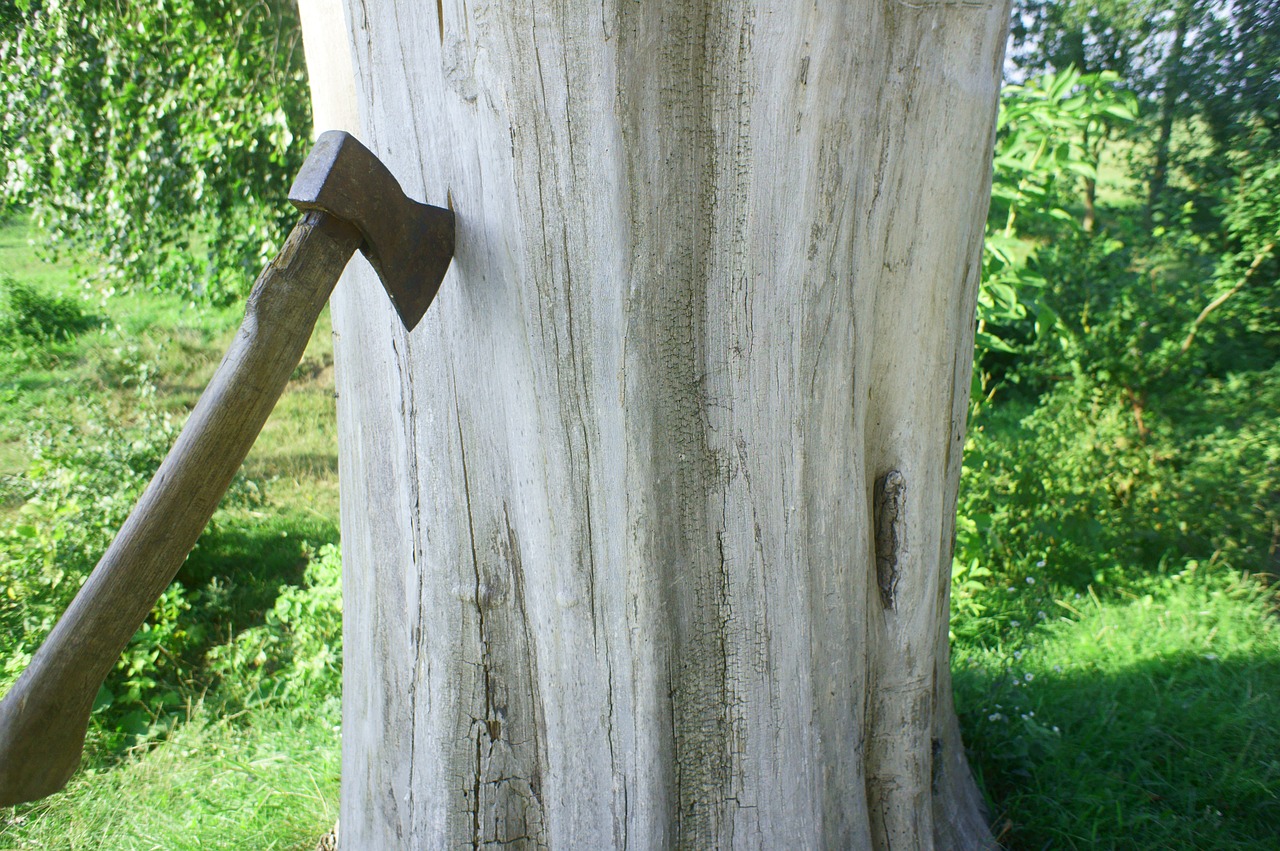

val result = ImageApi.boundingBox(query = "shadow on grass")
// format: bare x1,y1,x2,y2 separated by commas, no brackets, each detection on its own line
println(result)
956,651,1280,849
180,511,339,633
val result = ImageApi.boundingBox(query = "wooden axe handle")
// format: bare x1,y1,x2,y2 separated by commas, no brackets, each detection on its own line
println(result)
0,211,362,806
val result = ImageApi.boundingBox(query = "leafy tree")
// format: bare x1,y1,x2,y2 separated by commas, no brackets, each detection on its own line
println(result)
1009,0,1171,87
1013,0,1280,226
1178,131,1280,370
976,68,1137,405
0,0,311,303
1182,0,1280,146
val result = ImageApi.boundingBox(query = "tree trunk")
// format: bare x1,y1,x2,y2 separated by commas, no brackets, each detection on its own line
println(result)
1148,1,1190,220
1082,123,1098,233
300,1,1008,847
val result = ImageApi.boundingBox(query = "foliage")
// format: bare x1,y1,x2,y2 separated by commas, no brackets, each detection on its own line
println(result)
0,0,311,304
990,68,1138,235
1013,0,1280,227
1009,0,1173,86
957,60,1280,846
207,542,343,708
0,249,343,767
1,406,229,738
0,393,346,742
1181,132,1280,370
955,364,1279,620
0,274,99,343
976,68,1136,398
1181,0,1280,146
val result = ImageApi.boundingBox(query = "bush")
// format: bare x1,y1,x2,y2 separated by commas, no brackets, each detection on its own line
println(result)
207,542,343,709
0,275,99,343
955,361,1280,634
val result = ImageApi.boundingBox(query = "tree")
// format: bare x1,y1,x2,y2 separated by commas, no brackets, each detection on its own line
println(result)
0,0,311,302
1009,0,1169,84
299,0,1010,846
1010,0,1280,224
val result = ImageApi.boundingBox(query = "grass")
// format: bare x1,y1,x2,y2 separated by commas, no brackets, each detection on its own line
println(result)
0,219,245,485
0,219,336,502
0,702,340,850
954,567,1280,849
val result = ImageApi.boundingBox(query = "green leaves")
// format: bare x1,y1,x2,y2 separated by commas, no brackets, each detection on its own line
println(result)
991,68,1137,240
206,542,344,708
0,275,100,343
0,0,312,304
975,69,1138,401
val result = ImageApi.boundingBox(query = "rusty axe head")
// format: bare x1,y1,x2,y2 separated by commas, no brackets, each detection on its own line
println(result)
288,130,454,330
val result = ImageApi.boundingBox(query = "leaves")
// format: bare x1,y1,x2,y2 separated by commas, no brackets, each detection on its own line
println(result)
0,0,312,304
975,69,1138,400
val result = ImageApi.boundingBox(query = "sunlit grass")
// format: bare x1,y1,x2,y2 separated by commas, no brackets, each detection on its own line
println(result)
0,702,340,851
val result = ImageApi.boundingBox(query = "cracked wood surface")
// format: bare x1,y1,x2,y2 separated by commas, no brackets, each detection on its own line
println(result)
300,0,1009,847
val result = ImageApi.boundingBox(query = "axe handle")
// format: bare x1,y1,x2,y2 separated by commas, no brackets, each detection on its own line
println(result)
0,210,363,806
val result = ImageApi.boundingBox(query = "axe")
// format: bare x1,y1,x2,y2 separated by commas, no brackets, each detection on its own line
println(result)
0,131,453,806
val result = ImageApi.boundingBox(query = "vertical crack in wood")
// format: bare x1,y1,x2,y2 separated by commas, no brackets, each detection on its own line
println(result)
399,332,427,840
930,737,944,795
873,470,905,610
452,390,486,850
452,385,547,847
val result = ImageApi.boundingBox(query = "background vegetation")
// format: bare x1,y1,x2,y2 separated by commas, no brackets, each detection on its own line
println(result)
0,0,311,304
1,0,1277,848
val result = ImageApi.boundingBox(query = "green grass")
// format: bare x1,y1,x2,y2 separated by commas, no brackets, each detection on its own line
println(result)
0,220,243,485
955,568,1280,849
0,217,335,494
0,220,82,293
0,702,340,850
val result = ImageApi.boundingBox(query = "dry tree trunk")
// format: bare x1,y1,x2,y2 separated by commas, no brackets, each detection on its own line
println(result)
299,0,1010,847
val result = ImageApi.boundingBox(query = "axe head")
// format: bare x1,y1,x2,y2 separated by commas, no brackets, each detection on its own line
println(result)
289,130,454,331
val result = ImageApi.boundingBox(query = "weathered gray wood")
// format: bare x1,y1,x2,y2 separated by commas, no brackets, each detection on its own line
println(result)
309,1,1009,847
0,212,361,806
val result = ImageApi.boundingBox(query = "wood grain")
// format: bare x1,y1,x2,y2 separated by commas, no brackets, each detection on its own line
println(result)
316,0,1009,847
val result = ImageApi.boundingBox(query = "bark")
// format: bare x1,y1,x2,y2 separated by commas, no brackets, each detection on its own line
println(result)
1082,118,1098,233
1083,174,1098,233
300,1,1009,847
1148,1,1190,220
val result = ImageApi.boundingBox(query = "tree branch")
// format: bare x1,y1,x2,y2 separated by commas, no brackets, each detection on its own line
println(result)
1180,239,1276,355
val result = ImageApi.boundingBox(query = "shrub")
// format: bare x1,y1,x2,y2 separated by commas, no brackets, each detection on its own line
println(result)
0,394,265,740
207,542,343,709
0,276,99,343
955,361,1280,627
